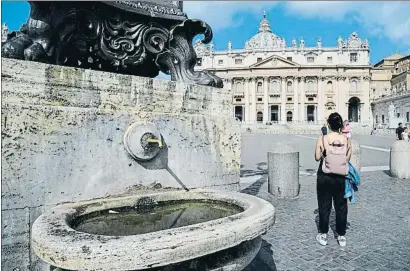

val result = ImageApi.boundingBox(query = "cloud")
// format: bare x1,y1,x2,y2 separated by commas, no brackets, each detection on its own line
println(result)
184,1,279,31
283,1,410,47
184,1,410,49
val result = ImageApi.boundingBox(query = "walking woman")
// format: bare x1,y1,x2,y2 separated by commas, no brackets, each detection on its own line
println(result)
314,112,352,247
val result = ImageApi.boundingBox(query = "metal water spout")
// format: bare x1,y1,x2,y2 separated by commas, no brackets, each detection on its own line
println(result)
124,122,189,191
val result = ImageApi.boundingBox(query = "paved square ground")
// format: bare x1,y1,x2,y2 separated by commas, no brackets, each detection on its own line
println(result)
240,133,410,271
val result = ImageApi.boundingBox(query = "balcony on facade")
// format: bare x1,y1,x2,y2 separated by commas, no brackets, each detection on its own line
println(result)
268,79,282,97
348,78,361,96
304,79,317,96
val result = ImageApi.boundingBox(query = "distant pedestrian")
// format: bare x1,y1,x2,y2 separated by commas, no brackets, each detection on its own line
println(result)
396,123,404,140
342,120,352,139
314,112,351,247
371,127,377,135
321,124,328,136
402,127,409,141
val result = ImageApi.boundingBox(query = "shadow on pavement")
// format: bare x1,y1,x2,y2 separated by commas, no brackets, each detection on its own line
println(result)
240,176,267,196
383,169,393,177
243,239,277,271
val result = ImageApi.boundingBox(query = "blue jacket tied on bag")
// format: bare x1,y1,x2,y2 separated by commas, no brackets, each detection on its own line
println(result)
345,162,360,204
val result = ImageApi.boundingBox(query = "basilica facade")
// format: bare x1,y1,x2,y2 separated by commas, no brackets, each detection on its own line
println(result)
194,12,372,124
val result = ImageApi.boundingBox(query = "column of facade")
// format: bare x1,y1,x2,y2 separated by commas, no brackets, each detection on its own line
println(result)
299,77,305,122
361,76,371,125
335,76,340,114
226,78,233,92
250,78,257,123
280,76,287,124
244,78,250,123
340,76,349,121
263,77,269,122
317,76,324,124
293,77,299,122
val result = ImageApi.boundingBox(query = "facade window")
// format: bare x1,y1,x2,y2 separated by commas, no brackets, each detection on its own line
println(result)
307,57,314,63
351,80,358,93
350,53,358,63
196,58,202,66
235,98,242,102
308,97,314,101
397,113,400,118
307,80,314,92
287,81,293,92
257,82,263,93
287,97,292,101
287,57,293,61
257,98,263,102
407,112,409,122
376,115,379,123
270,80,279,93
327,57,333,63
382,115,385,124
327,81,333,92
235,82,243,93
218,59,224,65
235,58,243,64
257,57,262,62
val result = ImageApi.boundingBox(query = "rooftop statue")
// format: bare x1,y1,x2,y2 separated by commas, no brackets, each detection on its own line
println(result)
1,1,223,88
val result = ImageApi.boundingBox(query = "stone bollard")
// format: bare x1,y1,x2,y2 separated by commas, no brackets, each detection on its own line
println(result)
268,144,300,198
390,141,410,179
350,139,361,171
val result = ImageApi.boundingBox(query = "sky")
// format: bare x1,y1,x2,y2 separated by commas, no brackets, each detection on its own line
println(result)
2,1,410,70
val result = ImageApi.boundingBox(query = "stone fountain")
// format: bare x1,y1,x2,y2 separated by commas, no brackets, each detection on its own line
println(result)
1,1,275,270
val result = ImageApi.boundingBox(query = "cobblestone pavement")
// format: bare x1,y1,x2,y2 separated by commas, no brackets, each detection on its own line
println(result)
241,171,410,271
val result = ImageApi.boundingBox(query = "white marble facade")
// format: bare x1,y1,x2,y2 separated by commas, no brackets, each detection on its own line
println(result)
371,55,410,127
194,12,372,124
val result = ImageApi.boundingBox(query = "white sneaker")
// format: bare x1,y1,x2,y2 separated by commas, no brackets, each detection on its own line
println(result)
337,236,347,247
316,233,328,246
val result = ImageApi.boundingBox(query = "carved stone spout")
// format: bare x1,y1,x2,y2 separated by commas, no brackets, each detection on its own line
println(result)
1,1,223,88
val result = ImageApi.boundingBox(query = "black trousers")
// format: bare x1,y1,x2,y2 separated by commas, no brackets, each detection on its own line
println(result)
316,172,348,236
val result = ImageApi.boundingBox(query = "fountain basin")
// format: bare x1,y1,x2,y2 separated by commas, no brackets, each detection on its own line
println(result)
32,190,275,271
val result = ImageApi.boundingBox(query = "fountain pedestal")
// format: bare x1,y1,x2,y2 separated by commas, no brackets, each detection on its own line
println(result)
1,58,240,270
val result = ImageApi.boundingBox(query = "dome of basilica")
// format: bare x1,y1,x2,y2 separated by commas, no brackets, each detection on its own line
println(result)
244,11,286,51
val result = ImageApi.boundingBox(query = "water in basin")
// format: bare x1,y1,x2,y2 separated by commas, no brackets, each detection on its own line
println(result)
72,200,243,236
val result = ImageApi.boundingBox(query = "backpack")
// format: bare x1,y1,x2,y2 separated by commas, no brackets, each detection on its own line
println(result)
321,126,328,135
321,135,349,176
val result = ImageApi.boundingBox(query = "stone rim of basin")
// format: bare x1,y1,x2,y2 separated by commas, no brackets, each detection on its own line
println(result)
31,190,275,271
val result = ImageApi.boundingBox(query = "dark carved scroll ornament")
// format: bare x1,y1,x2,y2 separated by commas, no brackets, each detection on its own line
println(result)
1,1,223,88
156,19,223,88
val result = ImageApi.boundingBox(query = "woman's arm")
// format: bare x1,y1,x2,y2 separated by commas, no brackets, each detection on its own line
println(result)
315,136,323,161
346,138,352,161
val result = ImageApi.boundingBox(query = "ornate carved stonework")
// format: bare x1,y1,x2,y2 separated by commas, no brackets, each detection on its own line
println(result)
1,1,223,88
342,32,369,49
